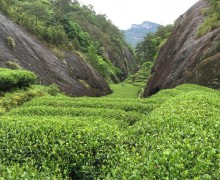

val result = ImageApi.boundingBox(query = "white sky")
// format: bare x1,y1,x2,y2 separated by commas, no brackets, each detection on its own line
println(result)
79,0,199,30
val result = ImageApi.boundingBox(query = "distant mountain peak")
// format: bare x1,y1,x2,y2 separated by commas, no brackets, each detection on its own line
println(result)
122,21,160,48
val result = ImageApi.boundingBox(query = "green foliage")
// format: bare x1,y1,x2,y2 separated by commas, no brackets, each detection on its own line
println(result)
0,164,64,179
79,79,90,89
73,38,81,51
107,83,142,98
133,25,173,91
77,31,91,51
196,0,220,37
201,41,220,61
126,62,153,85
61,20,82,50
125,61,154,97
0,68,37,91
136,24,173,63
6,36,15,49
0,85,46,112
87,45,112,79
20,0,51,23
6,61,22,70
0,0,131,81
1,84,220,179
43,25,69,46
196,13,220,37
0,0,8,15
191,53,220,88
47,83,60,96
200,8,210,17
52,48,65,60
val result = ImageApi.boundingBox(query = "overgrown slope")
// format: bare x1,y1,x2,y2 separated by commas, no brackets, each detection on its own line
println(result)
1,83,220,179
0,0,136,82
144,0,220,97
0,13,111,97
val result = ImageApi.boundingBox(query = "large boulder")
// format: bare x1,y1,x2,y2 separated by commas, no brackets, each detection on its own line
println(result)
144,0,220,97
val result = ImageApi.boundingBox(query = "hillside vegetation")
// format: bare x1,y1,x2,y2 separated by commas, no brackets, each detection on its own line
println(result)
196,0,220,37
135,24,173,64
0,0,135,82
1,69,220,179
124,25,174,96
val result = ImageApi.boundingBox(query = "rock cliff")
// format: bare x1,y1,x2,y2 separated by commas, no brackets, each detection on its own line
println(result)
0,13,111,96
144,0,220,97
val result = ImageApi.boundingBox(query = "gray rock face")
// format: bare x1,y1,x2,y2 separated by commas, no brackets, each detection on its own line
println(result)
0,13,111,96
144,0,220,97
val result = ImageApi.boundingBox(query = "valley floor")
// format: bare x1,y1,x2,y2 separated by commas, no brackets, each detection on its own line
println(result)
106,83,142,98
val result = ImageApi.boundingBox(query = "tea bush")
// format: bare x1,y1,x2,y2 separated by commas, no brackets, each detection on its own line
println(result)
0,84,220,179
0,68,37,91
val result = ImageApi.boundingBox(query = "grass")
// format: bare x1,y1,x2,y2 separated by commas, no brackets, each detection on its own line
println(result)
106,83,141,98
1,83,220,179
196,0,220,38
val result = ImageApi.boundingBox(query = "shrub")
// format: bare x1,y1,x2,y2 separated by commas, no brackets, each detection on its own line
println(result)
200,8,210,17
6,61,22,70
6,36,15,49
0,85,47,112
0,68,37,91
52,48,65,60
196,13,220,38
196,0,220,38
73,38,81,51
47,83,60,96
192,53,220,88
43,26,69,46
1,84,220,179
88,45,112,79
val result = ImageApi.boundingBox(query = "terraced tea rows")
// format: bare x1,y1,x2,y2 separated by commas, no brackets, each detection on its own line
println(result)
1,84,220,179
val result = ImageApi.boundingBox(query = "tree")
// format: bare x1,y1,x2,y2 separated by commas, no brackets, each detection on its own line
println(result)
44,25,68,45
87,45,111,78
62,20,81,40
21,0,51,23
156,25,173,39
73,38,80,51
136,25,173,63
0,0,8,14
78,31,91,51
53,0,72,12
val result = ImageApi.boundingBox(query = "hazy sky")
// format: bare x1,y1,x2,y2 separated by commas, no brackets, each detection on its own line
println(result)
79,0,199,30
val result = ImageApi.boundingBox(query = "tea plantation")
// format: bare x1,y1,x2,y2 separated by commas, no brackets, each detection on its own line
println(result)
0,69,220,179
